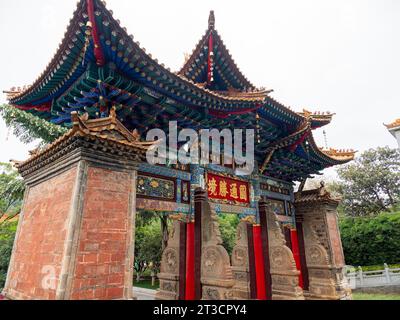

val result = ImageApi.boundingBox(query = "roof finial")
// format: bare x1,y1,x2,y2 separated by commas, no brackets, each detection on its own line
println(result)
208,10,215,29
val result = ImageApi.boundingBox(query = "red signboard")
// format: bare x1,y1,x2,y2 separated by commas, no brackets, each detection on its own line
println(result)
206,172,250,205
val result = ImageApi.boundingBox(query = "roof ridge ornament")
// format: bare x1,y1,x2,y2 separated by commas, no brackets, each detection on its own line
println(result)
384,118,400,129
208,10,215,29
87,0,106,66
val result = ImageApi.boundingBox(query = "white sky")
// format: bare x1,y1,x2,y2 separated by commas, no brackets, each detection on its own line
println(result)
0,0,399,176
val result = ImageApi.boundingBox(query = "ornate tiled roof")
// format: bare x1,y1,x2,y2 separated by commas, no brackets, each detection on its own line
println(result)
17,106,153,175
178,11,256,91
306,134,356,165
5,0,355,182
319,148,356,162
297,109,334,127
295,184,340,205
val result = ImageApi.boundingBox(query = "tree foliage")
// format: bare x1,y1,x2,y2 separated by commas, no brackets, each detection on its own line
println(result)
333,147,400,217
133,212,240,281
0,104,67,145
0,163,25,215
218,214,240,255
137,210,169,252
134,214,163,281
0,221,17,290
339,211,400,266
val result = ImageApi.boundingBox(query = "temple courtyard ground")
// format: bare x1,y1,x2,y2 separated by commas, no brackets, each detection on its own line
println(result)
134,287,157,300
352,293,400,300
132,285,400,300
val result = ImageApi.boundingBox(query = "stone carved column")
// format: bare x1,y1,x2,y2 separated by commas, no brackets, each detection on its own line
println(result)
231,221,252,300
156,217,184,300
195,189,235,300
260,200,304,300
295,186,352,300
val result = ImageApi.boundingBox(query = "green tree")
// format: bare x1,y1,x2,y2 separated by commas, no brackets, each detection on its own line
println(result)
0,221,17,290
0,104,67,145
0,163,25,216
339,211,400,266
137,210,169,252
218,214,240,255
134,214,163,282
333,147,400,217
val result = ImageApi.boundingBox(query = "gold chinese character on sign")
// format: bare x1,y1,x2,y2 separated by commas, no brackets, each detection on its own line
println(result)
219,180,228,197
239,185,248,201
230,183,238,199
208,177,218,196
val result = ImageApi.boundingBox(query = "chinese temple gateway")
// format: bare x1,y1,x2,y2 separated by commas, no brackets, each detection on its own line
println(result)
3,0,355,300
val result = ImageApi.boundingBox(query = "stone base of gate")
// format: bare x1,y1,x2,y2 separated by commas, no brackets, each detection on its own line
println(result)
231,221,252,300
295,185,352,300
260,200,305,300
156,218,184,300
231,266,251,300
304,265,351,300
201,280,236,300
156,274,180,300
270,269,305,300
201,245,235,300
196,189,235,300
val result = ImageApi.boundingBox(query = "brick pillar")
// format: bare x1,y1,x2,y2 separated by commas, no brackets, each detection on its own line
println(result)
2,112,146,300
295,188,352,300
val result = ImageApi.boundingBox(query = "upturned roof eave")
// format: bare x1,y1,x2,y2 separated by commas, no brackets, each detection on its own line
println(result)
305,133,355,166
8,0,86,104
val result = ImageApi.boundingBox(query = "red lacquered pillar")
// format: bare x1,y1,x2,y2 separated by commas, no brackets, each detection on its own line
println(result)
178,222,187,300
253,225,267,300
185,221,195,300
290,229,304,288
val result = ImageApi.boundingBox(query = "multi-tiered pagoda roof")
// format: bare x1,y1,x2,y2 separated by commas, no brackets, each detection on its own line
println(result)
4,0,355,182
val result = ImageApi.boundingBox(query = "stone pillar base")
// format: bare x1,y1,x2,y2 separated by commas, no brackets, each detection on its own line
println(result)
156,274,180,300
196,189,235,300
156,218,185,300
295,186,352,300
259,200,305,300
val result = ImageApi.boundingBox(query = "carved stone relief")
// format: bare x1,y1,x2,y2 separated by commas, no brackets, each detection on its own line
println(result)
263,202,304,300
156,219,182,300
231,221,251,300
295,189,352,300
198,191,235,300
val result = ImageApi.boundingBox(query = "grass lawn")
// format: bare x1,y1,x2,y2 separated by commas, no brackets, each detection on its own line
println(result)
133,279,159,290
353,292,400,300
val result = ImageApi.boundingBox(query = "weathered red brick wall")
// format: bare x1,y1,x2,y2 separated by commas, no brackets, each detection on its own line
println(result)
5,167,78,300
70,167,132,300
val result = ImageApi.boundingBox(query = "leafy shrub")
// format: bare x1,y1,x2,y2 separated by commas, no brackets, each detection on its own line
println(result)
218,214,240,255
0,221,17,290
340,211,400,266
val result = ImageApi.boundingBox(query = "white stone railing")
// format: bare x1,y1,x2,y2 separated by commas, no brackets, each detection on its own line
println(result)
345,264,400,289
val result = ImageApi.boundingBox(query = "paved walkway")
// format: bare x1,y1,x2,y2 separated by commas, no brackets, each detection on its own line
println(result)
133,287,157,300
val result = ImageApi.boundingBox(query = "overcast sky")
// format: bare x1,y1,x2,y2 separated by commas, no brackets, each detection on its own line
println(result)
0,0,398,175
